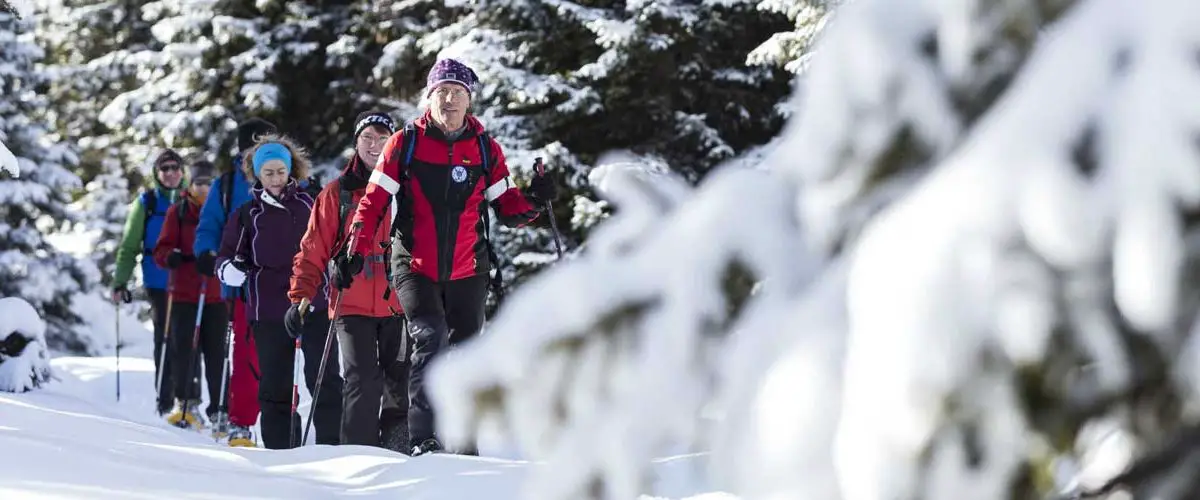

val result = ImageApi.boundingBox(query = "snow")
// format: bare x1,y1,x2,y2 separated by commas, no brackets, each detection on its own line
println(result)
0,342,729,499
0,139,17,178
0,296,52,393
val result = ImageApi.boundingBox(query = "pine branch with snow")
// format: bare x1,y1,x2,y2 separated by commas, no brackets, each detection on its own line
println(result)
0,139,17,178
0,0,19,18
425,0,1200,499
0,297,53,393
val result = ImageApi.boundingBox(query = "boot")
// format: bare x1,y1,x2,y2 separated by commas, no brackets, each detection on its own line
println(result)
209,411,230,440
165,399,205,430
411,437,443,457
227,425,256,448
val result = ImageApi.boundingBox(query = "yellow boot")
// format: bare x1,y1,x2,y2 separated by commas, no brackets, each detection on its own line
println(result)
227,425,256,448
164,399,205,430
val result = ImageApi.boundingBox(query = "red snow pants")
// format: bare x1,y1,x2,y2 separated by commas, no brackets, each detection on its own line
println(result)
228,300,261,427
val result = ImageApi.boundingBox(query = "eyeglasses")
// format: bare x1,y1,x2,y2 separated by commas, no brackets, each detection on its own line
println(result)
192,178,213,187
158,164,181,172
358,134,388,148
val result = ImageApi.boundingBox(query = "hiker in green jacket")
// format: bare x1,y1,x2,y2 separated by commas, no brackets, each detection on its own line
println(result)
111,149,190,415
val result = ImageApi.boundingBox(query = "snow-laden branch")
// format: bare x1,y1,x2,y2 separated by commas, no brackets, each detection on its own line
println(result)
0,140,18,178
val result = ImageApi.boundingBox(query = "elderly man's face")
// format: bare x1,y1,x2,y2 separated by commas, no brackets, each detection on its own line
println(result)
429,82,470,130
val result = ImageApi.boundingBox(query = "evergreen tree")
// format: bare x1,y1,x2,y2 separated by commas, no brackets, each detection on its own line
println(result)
0,9,104,354
412,0,799,298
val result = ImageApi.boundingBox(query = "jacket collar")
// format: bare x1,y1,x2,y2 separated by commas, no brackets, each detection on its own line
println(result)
252,179,298,209
340,155,369,192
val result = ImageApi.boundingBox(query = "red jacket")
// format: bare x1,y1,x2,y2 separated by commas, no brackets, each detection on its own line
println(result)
289,160,402,319
349,111,540,282
153,192,222,304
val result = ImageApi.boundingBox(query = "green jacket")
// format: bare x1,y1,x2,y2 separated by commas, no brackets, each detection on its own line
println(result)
112,179,186,289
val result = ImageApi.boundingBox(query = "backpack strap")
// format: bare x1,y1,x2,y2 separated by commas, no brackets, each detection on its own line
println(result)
221,171,236,213
176,196,189,225
476,132,503,301
139,189,158,242
305,175,323,198
335,186,354,253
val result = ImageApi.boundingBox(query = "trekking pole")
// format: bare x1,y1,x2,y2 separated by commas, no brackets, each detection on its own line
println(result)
215,236,249,438
114,288,131,402
156,272,176,413
302,235,357,446
290,335,301,448
179,280,209,430
213,298,235,440
533,157,564,259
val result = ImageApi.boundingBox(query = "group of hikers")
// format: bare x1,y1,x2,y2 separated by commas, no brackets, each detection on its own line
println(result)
109,58,558,456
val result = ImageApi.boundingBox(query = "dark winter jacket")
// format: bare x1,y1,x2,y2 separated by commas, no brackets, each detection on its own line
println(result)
349,111,540,283
153,192,223,304
218,180,328,323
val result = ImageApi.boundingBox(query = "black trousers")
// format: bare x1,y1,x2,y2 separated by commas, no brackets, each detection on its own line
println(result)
335,314,409,448
170,301,228,419
252,317,343,449
396,272,488,449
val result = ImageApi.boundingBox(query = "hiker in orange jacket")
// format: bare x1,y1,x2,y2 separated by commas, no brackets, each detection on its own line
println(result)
287,111,410,451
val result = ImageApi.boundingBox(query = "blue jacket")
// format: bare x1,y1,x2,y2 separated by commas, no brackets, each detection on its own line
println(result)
195,159,255,300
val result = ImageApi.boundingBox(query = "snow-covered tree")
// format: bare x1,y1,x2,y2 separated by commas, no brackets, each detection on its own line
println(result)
1,9,108,354
427,0,1200,499
62,171,130,288
412,0,799,300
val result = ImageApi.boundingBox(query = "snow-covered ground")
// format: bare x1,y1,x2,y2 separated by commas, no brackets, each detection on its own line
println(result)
0,315,726,499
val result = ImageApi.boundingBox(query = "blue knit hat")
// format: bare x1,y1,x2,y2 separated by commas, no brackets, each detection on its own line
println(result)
252,142,292,177
426,58,479,97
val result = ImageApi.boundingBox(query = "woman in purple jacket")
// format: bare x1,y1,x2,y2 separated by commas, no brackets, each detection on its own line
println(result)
215,135,343,449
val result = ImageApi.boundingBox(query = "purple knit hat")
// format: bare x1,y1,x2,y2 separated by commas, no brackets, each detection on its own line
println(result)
426,58,479,97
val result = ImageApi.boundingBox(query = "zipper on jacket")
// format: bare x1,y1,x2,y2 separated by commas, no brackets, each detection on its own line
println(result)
441,142,455,281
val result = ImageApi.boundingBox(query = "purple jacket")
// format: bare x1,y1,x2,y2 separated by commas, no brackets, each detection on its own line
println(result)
217,181,329,323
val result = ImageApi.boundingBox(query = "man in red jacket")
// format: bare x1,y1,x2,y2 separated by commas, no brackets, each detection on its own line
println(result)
341,59,558,455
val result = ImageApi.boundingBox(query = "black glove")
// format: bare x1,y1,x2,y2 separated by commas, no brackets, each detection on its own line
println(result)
166,250,183,269
111,286,132,304
527,172,558,206
284,302,310,339
196,251,217,277
328,253,364,290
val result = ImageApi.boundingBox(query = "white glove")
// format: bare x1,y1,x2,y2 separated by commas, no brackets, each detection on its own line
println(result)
218,259,247,287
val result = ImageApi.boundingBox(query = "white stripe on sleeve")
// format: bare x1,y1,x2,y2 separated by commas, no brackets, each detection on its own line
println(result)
484,176,511,202
368,169,401,195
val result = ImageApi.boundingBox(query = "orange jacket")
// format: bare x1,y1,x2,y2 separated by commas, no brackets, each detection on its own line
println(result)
289,163,402,319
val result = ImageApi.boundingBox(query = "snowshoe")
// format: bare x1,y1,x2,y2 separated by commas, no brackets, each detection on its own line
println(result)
411,438,443,457
227,425,256,448
165,399,206,431
209,412,230,440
